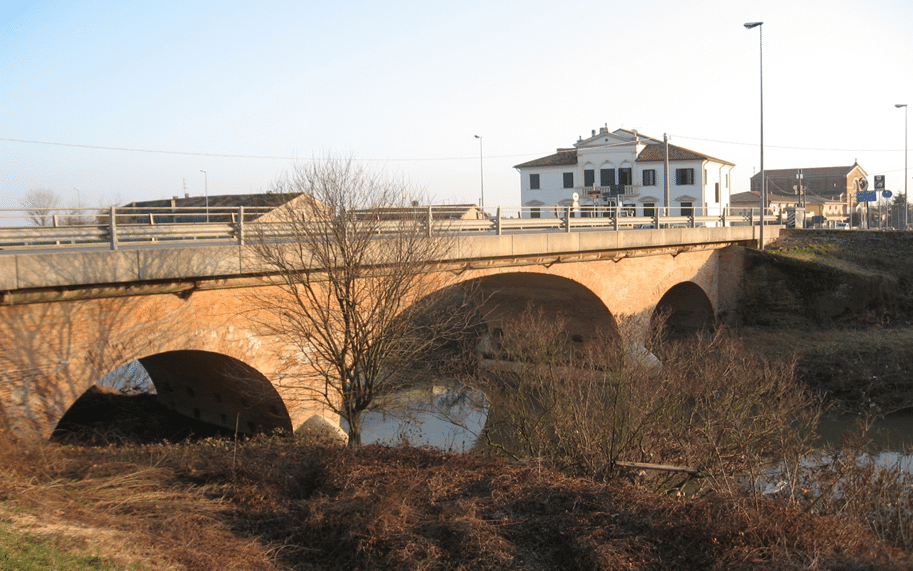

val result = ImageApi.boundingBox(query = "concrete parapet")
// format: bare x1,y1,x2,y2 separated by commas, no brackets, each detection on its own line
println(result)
15,250,141,289
136,246,241,281
0,256,17,290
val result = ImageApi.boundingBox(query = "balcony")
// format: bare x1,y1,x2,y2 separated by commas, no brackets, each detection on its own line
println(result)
581,185,640,199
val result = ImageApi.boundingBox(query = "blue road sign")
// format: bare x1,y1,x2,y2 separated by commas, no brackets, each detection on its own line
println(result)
856,190,877,203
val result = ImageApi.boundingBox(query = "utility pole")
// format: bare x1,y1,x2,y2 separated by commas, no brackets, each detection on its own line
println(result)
663,133,671,221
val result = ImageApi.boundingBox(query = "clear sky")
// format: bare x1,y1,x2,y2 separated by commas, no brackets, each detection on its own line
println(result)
2,0,912,211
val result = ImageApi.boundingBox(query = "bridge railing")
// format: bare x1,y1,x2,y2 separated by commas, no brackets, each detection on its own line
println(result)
0,205,777,251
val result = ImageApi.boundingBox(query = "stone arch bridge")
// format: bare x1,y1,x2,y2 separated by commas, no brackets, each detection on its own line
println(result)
0,226,767,441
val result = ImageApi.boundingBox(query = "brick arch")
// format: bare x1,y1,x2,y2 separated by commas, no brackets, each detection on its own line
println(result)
0,287,319,441
651,282,715,337
138,349,291,434
454,271,619,344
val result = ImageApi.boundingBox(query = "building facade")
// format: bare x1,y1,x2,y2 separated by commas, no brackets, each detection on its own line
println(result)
514,127,734,220
748,163,868,223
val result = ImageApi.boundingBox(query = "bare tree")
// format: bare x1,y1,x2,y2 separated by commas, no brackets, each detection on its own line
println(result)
20,188,61,226
247,158,481,447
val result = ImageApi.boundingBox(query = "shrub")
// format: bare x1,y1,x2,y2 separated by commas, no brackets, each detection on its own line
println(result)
469,308,821,494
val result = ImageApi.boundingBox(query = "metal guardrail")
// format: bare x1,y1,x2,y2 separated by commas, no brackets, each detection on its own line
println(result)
0,205,775,251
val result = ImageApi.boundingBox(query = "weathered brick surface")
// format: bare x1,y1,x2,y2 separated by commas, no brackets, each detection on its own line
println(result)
0,245,739,442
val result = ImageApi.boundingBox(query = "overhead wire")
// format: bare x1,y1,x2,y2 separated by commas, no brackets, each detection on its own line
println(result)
0,133,905,162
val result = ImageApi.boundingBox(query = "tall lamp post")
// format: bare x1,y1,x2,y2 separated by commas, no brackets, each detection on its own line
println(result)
896,104,908,229
474,135,485,209
745,21,765,249
199,169,209,222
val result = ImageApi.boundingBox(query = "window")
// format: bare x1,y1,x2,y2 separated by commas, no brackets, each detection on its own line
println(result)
563,172,574,189
680,202,693,217
642,169,656,186
619,168,633,186
676,168,694,185
643,203,656,217
529,173,540,190
714,182,720,203
600,168,615,187
530,207,541,218
584,169,595,187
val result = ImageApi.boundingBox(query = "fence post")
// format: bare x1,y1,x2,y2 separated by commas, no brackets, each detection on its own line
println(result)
109,206,118,251
427,206,433,238
613,204,619,231
496,207,502,236
565,206,571,232
238,206,245,245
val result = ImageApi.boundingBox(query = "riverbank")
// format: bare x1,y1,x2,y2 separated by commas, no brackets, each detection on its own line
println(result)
0,436,907,571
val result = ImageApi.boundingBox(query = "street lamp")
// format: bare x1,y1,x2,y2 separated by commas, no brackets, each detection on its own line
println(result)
745,21,765,249
199,169,209,222
896,104,908,229
474,135,484,209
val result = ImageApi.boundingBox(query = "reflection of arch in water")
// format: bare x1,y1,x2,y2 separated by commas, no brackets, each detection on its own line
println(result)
651,282,715,338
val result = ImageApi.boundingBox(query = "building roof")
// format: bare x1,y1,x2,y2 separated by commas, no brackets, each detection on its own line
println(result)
636,143,734,166
126,192,301,210
514,137,734,169
730,190,842,205
748,164,866,181
513,149,578,169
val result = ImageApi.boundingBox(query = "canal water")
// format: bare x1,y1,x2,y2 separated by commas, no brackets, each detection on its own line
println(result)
352,384,486,452
98,360,912,469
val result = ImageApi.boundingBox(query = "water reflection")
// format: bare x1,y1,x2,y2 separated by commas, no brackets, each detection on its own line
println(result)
356,385,487,451
817,409,913,452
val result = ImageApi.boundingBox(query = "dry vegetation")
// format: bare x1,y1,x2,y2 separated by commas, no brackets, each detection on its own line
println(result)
3,230,913,569
0,433,907,571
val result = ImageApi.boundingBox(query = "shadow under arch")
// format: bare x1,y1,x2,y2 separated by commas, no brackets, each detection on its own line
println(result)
460,271,619,346
651,281,715,338
53,350,293,441
139,350,292,435
53,350,292,440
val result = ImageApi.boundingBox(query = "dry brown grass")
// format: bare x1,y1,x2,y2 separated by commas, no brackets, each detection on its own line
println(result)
0,430,907,571
735,326,913,414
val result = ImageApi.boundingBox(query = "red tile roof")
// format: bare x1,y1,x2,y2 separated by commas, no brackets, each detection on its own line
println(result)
513,149,578,169
636,144,733,166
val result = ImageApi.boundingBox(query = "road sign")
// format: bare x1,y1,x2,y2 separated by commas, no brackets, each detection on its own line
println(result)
875,175,885,190
856,190,877,203
883,190,893,199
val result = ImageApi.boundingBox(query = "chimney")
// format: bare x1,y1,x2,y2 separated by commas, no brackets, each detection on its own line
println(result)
185,193,190,199
592,129,596,137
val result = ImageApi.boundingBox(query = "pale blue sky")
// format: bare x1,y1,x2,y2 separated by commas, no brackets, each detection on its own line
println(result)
2,0,912,210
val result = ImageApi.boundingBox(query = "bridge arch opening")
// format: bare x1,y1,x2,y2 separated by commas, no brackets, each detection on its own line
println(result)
651,281,715,339
460,272,619,357
53,350,291,442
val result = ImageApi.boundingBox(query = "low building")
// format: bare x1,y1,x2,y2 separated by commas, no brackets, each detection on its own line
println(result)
748,163,868,223
124,193,300,224
513,126,735,220
730,190,845,227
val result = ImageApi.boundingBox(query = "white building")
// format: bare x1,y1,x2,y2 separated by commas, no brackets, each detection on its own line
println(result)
514,126,734,220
